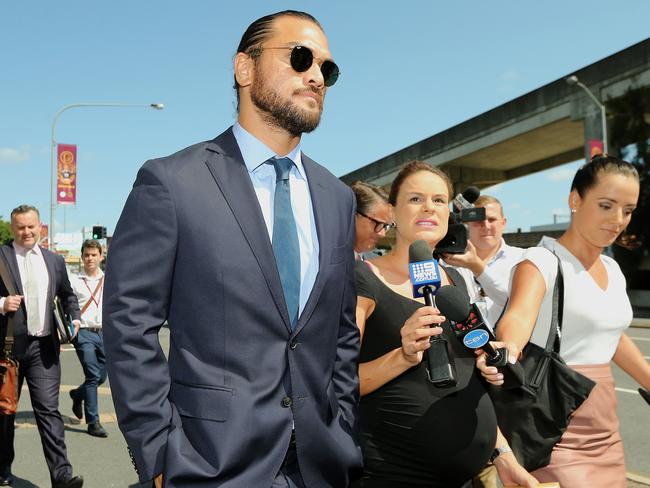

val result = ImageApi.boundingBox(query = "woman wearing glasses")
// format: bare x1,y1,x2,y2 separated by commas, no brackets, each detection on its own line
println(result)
353,161,536,487
351,181,391,261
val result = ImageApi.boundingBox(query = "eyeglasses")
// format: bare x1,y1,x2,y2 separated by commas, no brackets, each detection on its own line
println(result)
357,212,393,233
249,45,340,87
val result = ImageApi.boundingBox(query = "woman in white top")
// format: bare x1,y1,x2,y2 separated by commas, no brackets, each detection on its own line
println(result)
478,155,650,487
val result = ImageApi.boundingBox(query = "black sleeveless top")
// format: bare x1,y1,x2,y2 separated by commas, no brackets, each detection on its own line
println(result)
354,261,497,487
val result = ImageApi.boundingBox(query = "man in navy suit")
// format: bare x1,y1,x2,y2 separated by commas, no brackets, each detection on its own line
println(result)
0,205,83,488
103,10,362,487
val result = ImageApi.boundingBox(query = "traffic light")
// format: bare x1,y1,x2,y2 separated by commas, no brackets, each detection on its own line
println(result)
92,225,107,240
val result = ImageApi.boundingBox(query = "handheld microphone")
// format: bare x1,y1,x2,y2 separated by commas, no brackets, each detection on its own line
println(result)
409,241,442,299
435,286,524,387
408,240,456,388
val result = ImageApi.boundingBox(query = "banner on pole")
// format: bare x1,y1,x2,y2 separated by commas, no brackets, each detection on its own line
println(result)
57,144,77,205
588,139,604,160
40,223,49,249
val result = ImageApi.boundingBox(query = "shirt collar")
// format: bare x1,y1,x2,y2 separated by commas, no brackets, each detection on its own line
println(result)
79,269,104,280
486,238,507,265
232,122,305,179
12,241,42,257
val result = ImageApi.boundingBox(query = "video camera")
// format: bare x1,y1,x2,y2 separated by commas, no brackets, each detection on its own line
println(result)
434,186,486,255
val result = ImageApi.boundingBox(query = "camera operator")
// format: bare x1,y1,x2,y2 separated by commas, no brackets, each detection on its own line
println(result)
442,195,523,331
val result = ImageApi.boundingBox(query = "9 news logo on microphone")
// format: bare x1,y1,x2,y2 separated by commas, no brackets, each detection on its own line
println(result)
408,258,441,298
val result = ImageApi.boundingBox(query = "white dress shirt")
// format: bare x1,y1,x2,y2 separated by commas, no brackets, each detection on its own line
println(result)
7,242,51,336
70,269,104,328
232,123,319,317
451,239,524,329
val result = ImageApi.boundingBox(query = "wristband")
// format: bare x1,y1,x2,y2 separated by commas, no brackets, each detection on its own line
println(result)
489,445,513,463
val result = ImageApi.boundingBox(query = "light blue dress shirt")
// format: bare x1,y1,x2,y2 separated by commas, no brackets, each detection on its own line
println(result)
232,123,319,318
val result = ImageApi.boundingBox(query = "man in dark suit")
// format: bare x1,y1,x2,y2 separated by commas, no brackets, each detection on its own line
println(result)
103,10,362,488
0,205,83,488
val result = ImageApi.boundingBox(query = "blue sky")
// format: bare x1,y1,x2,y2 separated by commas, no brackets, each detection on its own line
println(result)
1,1,648,242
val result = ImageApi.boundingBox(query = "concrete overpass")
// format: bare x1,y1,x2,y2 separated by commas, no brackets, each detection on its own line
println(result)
341,39,650,193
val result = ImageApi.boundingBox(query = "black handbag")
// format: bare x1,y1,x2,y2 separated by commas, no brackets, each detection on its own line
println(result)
488,255,596,471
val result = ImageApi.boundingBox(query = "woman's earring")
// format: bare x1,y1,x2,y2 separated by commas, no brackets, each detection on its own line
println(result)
571,208,576,214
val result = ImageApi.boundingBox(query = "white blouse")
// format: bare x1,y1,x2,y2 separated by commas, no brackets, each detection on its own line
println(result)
521,237,632,365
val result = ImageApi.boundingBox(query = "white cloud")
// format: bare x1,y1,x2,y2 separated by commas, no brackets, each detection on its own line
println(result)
498,68,521,93
0,146,31,164
546,167,575,182
507,202,522,210
500,68,521,82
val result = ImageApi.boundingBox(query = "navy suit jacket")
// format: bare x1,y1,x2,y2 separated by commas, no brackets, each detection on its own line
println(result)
103,128,363,487
0,243,80,358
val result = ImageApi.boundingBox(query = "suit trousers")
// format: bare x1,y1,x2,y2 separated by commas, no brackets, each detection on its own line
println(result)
0,336,72,482
270,433,306,488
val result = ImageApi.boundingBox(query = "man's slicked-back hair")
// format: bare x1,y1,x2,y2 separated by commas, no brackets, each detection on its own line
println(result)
233,10,323,110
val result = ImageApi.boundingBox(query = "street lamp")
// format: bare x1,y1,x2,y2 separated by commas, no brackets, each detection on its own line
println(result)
566,75,608,154
50,102,164,248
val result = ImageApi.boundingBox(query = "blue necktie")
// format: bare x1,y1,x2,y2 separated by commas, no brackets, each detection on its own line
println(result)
269,157,301,328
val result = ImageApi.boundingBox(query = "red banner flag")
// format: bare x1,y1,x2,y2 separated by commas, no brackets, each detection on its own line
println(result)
588,139,604,160
40,224,49,249
57,144,77,205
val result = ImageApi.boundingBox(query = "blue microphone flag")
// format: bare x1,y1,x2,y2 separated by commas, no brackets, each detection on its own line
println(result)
408,240,441,298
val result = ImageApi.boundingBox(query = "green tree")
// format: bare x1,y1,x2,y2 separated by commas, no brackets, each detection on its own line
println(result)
0,216,11,245
607,86,650,290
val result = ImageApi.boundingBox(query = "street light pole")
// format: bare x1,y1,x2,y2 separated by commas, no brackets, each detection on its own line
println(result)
566,75,608,154
50,102,164,249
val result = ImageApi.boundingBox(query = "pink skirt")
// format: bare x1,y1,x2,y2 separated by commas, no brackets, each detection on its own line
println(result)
531,363,626,488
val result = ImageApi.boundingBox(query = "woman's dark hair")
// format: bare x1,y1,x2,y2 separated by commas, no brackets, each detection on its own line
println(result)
388,161,453,206
571,154,640,249
351,181,389,215
233,10,322,109
570,154,639,196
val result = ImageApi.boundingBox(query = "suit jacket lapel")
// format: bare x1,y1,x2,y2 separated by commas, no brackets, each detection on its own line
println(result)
293,155,331,336
0,244,24,295
41,247,56,306
204,129,292,332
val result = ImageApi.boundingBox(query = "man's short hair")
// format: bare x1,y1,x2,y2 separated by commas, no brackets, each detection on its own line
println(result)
10,204,40,220
474,195,504,217
81,239,103,255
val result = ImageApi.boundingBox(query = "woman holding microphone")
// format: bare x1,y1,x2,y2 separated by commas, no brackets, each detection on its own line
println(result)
479,155,650,487
353,161,536,487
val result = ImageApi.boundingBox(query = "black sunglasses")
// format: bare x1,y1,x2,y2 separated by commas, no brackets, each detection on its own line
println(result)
249,45,340,87
357,212,392,233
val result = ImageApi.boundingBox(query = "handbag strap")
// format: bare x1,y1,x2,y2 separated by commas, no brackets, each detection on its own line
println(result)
0,254,17,357
543,254,564,354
